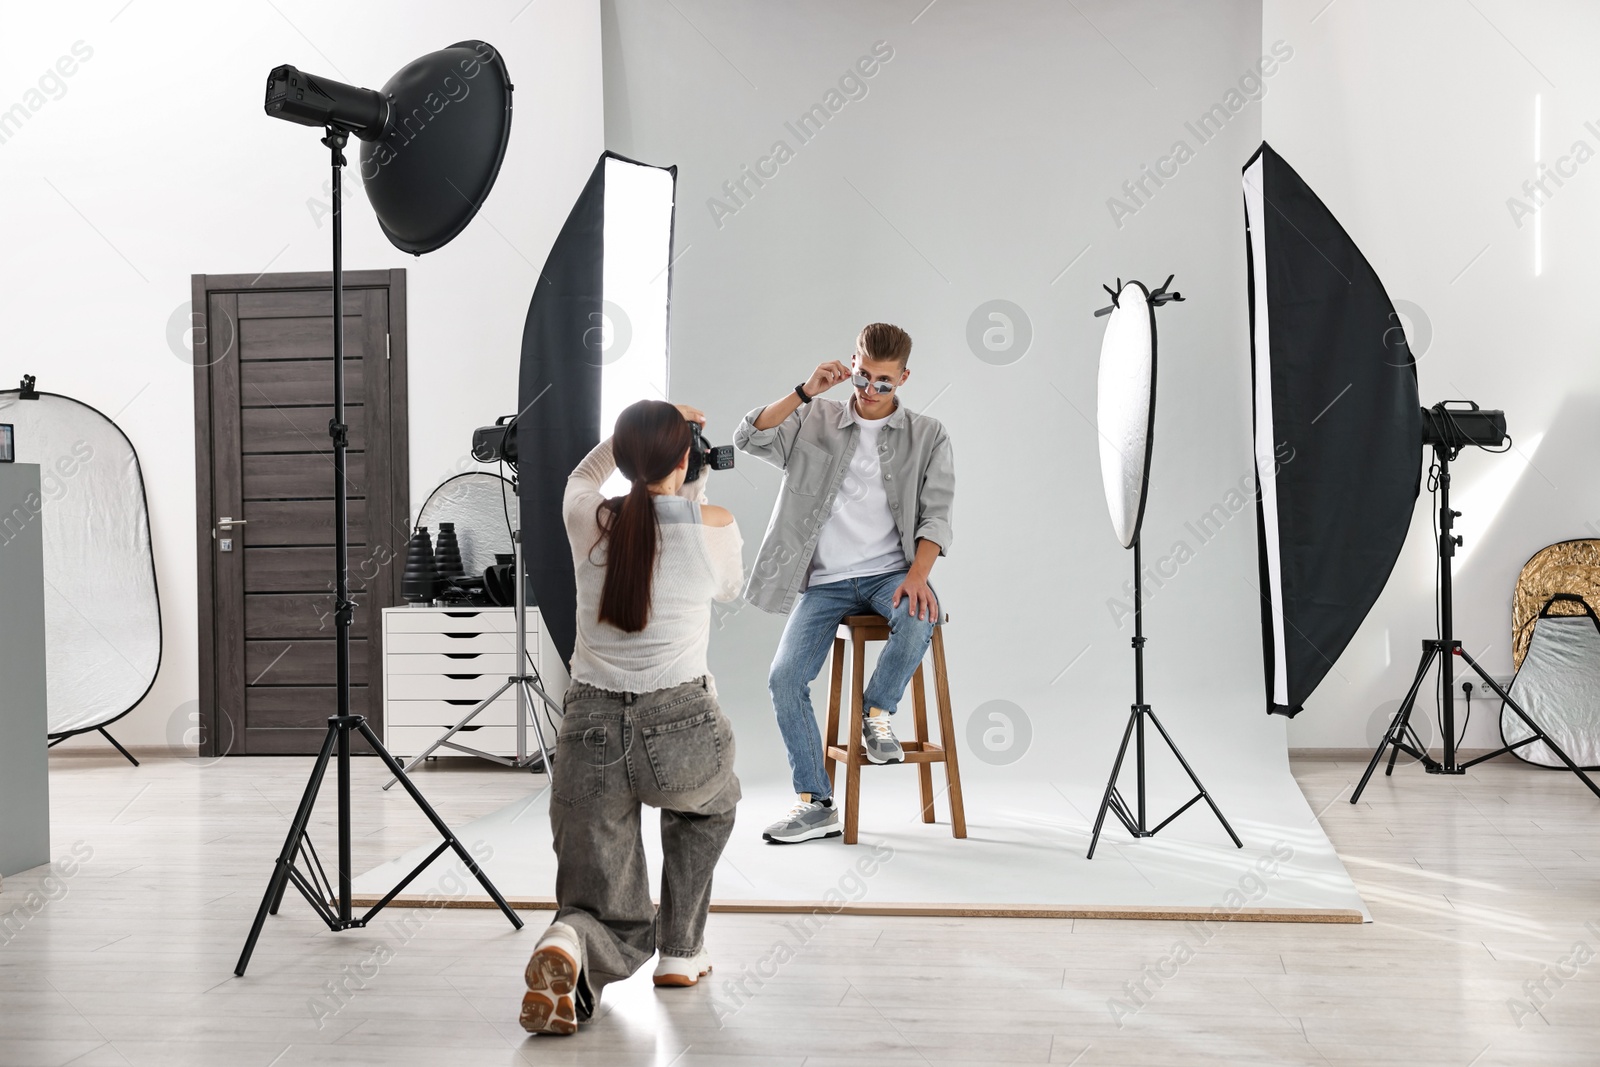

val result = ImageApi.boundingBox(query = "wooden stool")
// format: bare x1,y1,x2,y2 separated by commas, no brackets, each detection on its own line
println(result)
822,613,967,844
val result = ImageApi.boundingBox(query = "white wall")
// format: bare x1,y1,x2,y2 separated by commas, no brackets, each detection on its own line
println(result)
0,0,602,749
603,0,1295,802
17,0,1579,759
1263,0,1600,748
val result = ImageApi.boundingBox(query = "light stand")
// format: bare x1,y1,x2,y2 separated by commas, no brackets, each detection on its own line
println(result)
1087,538,1243,858
382,526,560,787
1351,443,1600,802
235,128,521,978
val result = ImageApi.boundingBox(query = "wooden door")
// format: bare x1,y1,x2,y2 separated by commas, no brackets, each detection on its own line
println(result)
192,270,410,755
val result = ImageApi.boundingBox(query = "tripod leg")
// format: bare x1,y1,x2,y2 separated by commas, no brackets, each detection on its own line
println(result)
382,677,518,790
1088,709,1139,860
99,728,141,767
355,719,523,929
514,679,556,775
236,723,341,976
1351,646,1437,804
1142,708,1243,849
1458,649,1600,801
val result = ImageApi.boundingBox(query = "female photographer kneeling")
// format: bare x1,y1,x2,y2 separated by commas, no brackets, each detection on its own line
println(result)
520,399,744,1036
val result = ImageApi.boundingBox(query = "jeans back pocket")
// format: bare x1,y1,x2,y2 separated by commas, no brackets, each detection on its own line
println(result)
640,710,723,793
552,717,613,804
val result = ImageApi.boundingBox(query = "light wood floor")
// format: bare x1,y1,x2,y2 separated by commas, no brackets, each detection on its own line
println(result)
2,750,1598,1066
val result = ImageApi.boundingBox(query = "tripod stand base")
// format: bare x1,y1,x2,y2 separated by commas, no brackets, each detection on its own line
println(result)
1087,703,1243,859
235,714,523,976
383,675,557,790
1353,639,1600,803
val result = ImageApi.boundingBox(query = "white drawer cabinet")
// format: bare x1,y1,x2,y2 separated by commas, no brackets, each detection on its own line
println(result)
382,606,553,759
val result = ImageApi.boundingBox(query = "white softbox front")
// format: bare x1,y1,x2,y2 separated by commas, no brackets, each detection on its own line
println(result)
0,390,161,737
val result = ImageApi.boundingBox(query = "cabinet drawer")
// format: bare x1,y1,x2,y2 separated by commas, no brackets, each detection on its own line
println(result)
385,695,530,728
385,724,536,758
385,608,517,634
387,652,519,675
385,629,529,655
386,674,508,700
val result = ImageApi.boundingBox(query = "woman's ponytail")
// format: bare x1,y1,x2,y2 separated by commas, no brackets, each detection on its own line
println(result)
595,400,692,633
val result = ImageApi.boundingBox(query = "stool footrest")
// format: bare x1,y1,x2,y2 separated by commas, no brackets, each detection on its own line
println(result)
827,743,947,764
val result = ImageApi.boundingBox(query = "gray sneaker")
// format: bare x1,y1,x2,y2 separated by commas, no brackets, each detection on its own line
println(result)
762,798,841,844
862,713,904,764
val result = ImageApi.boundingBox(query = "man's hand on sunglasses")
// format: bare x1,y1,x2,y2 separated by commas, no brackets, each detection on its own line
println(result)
803,360,852,399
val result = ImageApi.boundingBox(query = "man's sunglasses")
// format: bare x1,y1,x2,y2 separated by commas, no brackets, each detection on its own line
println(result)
851,371,896,395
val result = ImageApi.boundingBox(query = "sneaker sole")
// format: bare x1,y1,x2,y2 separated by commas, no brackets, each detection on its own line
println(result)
762,825,843,844
521,943,580,1035
863,749,904,765
653,963,712,988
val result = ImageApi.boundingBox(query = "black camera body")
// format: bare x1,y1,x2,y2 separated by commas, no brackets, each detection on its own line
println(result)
472,414,518,465
686,422,735,484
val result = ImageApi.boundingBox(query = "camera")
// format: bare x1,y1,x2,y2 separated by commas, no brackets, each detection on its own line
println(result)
686,421,735,483
472,414,518,466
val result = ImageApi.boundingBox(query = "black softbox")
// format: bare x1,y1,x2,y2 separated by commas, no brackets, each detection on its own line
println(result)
518,152,678,666
1242,143,1422,717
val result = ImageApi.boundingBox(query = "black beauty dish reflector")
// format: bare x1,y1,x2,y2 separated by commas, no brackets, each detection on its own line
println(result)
265,40,513,254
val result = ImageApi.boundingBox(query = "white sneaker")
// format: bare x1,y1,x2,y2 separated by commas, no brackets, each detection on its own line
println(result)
653,948,713,987
521,921,583,1035
762,796,842,844
862,712,905,764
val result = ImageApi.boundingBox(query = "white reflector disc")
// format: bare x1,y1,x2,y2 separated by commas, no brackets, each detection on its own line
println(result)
1096,282,1156,549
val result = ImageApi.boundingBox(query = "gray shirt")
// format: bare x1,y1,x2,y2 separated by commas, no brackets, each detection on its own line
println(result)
734,396,955,615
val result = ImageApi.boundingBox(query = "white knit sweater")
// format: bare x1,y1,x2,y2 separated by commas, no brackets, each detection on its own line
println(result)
563,438,745,693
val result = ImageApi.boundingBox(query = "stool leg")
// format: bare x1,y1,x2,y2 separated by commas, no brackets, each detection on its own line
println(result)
912,664,934,824
844,631,866,845
931,628,966,839
824,637,845,793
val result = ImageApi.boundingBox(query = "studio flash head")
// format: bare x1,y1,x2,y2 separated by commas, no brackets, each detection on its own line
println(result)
263,65,388,138
473,414,518,465
1420,401,1508,453
686,421,735,484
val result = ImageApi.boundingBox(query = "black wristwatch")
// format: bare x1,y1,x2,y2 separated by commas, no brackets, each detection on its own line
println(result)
794,384,813,404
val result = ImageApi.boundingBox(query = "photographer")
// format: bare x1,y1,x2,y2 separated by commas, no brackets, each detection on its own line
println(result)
735,323,954,844
520,400,744,1036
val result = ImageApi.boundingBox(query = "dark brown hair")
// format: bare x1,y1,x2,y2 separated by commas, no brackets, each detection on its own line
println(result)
594,400,692,633
857,322,912,367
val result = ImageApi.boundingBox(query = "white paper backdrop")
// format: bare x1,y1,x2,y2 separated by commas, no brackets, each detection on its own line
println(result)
601,0,1295,823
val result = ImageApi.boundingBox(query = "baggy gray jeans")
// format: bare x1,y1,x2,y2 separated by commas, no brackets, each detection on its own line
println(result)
549,676,741,1017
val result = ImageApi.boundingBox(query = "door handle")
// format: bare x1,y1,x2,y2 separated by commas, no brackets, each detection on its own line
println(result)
213,516,248,542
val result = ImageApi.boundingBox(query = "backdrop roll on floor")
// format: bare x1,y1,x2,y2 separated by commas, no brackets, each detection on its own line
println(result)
354,769,1365,921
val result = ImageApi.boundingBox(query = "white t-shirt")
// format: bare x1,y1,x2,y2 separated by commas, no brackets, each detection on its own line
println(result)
807,404,908,587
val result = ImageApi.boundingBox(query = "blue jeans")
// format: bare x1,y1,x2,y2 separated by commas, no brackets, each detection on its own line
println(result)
767,569,936,799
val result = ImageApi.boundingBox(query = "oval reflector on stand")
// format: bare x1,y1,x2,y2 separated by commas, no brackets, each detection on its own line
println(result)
0,390,161,739
359,40,514,255
1096,281,1157,549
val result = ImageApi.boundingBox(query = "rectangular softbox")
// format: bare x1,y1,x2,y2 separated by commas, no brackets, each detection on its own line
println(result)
1242,143,1422,717
517,152,677,666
